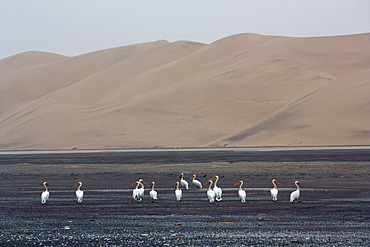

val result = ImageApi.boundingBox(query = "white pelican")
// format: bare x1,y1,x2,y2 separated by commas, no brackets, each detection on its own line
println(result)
204,180,216,203
131,182,140,201
211,175,222,201
149,182,158,202
270,179,281,201
235,181,246,203
179,173,189,190
191,175,202,189
131,179,149,202
290,181,304,203
175,181,182,202
72,182,84,203
41,182,53,204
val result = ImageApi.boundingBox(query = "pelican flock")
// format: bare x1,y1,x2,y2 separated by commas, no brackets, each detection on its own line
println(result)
72,182,84,203
235,180,246,203
39,177,306,204
270,179,281,201
41,182,53,204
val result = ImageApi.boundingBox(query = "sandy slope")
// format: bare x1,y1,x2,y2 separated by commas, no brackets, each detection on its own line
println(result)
0,33,369,150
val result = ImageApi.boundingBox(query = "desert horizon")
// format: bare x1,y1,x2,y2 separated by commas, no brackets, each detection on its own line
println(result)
1,33,369,150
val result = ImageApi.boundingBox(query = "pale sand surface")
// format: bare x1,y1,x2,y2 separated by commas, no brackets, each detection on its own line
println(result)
1,33,369,150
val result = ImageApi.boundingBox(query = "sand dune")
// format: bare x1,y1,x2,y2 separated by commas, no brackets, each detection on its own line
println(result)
0,33,369,150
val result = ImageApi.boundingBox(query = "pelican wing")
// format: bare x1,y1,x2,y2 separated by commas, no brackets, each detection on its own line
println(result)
181,179,189,190
41,191,49,204
175,189,182,202
207,190,216,203
76,190,84,203
214,187,223,201
150,190,158,201
192,179,202,189
238,189,246,203
270,188,278,201
290,189,300,202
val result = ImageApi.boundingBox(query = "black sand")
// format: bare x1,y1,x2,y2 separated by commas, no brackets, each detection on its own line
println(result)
1,149,369,246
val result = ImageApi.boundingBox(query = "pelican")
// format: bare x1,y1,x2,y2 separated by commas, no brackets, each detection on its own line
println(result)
149,182,158,202
72,182,84,203
131,179,149,202
270,179,282,201
41,182,53,204
211,175,222,201
290,181,304,202
235,181,246,203
191,175,202,189
131,181,140,202
179,173,189,190
204,180,216,203
175,181,182,202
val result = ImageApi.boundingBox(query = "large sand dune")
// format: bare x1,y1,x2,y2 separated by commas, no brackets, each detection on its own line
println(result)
1,33,369,150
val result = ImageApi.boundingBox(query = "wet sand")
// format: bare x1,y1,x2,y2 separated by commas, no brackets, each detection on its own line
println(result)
1,150,369,246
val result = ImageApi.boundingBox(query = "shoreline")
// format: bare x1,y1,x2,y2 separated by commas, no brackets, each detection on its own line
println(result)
1,145,370,155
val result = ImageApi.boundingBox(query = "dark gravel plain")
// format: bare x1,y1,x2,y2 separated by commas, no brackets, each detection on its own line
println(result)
1,149,369,246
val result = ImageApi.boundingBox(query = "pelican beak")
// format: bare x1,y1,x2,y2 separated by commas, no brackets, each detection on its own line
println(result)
275,181,282,185
45,183,53,187
234,182,241,186
130,182,138,187
298,183,304,188
142,181,150,187
191,175,195,179
203,181,211,186
210,177,217,181
72,184,79,188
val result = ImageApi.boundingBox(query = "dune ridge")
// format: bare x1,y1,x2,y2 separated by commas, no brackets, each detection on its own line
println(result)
1,33,369,150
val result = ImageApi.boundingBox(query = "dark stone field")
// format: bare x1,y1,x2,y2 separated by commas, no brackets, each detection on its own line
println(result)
1,148,369,246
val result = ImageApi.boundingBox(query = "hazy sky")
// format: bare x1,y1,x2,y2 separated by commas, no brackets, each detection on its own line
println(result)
1,0,369,59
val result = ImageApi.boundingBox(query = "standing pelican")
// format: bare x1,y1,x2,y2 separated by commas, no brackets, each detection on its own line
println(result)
131,181,140,202
41,182,53,204
191,175,202,189
175,181,182,202
72,182,84,203
235,181,246,203
179,173,189,190
290,181,304,202
270,179,282,201
211,175,222,201
131,179,149,202
149,182,158,202
204,180,216,203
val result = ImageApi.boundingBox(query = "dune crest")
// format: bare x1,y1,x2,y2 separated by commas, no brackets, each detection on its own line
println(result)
1,33,369,150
